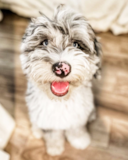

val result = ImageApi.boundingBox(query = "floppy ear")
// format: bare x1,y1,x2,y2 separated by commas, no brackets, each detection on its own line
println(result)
94,38,102,79
23,12,51,42
22,22,35,41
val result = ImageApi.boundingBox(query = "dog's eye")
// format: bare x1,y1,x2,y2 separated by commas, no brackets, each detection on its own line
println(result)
41,39,48,46
73,42,81,49
73,42,79,48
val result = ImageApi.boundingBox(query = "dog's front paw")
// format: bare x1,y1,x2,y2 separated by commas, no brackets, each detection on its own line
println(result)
69,132,91,149
46,143,64,156
44,130,65,156
66,128,91,150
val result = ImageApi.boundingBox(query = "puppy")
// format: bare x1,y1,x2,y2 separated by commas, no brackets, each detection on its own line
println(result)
20,4,102,156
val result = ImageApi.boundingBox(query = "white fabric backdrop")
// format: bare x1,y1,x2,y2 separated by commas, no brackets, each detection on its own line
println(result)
0,0,128,35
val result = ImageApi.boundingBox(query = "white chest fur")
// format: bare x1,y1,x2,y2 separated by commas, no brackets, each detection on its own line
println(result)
26,83,94,130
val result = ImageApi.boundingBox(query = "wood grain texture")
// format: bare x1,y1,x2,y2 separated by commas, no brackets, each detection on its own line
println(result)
0,10,128,160
93,32,128,112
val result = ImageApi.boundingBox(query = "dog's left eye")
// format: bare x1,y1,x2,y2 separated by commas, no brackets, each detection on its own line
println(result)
41,39,48,46
73,42,79,48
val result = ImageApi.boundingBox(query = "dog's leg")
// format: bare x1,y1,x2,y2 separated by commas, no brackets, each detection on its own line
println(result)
65,126,91,150
31,124,44,139
43,130,65,156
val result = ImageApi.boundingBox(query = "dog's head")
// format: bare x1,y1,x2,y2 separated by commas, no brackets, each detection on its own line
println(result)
20,4,102,99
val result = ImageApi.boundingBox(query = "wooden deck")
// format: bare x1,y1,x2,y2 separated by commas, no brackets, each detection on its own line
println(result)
0,10,128,160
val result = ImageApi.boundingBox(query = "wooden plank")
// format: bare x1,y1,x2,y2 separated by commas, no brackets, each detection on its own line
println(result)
0,22,28,39
93,64,128,112
1,10,29,27
98,32,128,55
93,32,128,112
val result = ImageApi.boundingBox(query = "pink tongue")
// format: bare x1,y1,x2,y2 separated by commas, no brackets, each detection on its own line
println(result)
51,82,69,96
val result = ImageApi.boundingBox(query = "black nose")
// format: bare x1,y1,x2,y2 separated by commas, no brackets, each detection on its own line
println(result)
52,62,71,78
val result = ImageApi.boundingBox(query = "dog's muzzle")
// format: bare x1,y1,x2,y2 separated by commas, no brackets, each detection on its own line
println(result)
52,62,71,78
51,62,71,96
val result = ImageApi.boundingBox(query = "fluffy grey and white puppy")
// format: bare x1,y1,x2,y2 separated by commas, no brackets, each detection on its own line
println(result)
20,4,102,156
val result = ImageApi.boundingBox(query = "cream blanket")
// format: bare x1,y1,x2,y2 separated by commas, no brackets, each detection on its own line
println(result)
0,0,128,35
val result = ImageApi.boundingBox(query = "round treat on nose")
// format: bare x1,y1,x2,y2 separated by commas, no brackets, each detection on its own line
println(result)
52,62,71,78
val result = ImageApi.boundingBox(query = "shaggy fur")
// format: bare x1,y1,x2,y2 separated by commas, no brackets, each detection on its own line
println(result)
20,4,102,156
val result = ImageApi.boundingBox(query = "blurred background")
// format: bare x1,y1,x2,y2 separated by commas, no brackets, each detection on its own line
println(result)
0,0,128,160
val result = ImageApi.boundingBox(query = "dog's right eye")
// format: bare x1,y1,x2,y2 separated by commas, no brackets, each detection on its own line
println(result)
40,39,48,46
73,42,79,48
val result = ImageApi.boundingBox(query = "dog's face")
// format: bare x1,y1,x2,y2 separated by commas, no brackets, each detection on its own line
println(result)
20,4,102,99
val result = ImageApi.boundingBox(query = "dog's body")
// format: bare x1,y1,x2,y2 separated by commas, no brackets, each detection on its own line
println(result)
20,4,102,156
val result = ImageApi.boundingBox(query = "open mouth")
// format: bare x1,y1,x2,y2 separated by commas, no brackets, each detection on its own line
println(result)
51,81,69,96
